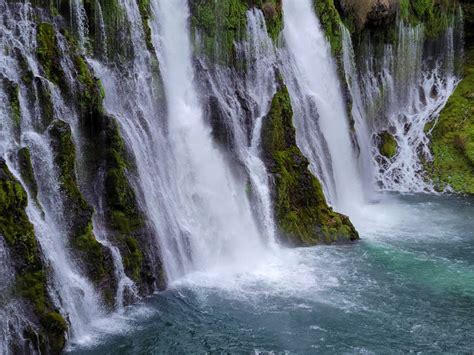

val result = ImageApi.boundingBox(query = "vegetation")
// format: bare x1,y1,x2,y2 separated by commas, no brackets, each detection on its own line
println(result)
250,0,283,42
17,147,40,206
378,131,398,159
0,159,66,354
48,119,114,286
189,0,248,65
314,0,344,56
261,83,359,246
429,50,474,194
399,0,458,38
36,23,64,86
189,0,284,65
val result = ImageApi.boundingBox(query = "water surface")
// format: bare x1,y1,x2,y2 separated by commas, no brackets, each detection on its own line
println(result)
70,194,474,353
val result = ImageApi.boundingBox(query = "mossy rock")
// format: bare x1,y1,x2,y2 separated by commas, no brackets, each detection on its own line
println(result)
378,131,398,159
314,0,344,56
48,119,116,293
0,159,67,354
17,147,39,205
36,23,66,89
0,77,21,139
428,49,474,194
249,0,283,42
190,0,249,66
261,83,359,246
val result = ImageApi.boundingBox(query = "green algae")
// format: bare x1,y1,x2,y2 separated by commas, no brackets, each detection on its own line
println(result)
314,0,343,56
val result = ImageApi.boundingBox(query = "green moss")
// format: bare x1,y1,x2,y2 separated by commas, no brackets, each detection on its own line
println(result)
35,77,55,130
74,55,105,110
122,236,144,282
429,49,474,194
48,120,114,288
1,78,21,137
261,84,359,246
399,0,457,39
0,161,37,265
190,0,249,66
378,131,398,159
17,147,40,206
36,23,63,86
102,120,148,282
48,120,90,211
137,0,154,51
0,159,66,353
73,222,109,282
9,83,21,128
104,120,144,234
314,0,343,56
251,0,283,42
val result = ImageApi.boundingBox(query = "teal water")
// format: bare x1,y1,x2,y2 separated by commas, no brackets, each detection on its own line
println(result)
70,194,474,353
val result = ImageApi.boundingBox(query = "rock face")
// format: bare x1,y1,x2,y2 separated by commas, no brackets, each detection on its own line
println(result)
261,82,359,246
378,131,398,159
429,53,474,194
426,1,474,194
338,0,398,29
0,159,67,354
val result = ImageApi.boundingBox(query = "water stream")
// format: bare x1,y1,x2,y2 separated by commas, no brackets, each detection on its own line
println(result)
0,0,471,352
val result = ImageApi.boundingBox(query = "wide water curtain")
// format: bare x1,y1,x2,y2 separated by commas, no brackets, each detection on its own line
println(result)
0,0,467,352
151,0,267,275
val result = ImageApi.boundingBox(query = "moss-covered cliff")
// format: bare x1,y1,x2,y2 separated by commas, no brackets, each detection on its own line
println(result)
426,1,473,194
429,49,474,194
261,83,359,246
189,0,283,65
0,159,66,354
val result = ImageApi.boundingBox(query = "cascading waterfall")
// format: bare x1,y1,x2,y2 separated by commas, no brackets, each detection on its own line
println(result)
280,0,365,213
0,0,469,351
195,8,278,247
150,0,267,276
341,25,376,200
0,0,129,345
348,21,458,192
94,0,272,284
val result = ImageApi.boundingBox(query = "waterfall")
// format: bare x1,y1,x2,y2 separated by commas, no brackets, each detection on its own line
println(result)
341,25,376,200
346,21,458,192
0,0,137,345
194,8,279,247
280,0,365,213
148,0,267,277
0,0,467,351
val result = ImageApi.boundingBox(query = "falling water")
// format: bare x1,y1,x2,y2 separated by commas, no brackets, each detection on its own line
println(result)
351,22,458,192
195,8,278,246
341,25,376,200
280,0,365,213
0,0,119,345
150,0,267,276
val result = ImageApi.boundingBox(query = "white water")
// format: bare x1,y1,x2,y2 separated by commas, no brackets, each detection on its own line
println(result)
0,0,466,351
196,8,278,247
350,22,458,192
151,0,268,277
341,25,376,200
0,0,130,346
280,0,365,213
